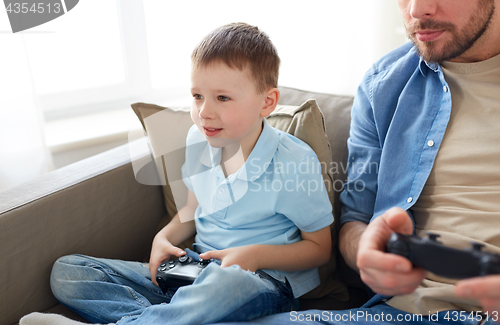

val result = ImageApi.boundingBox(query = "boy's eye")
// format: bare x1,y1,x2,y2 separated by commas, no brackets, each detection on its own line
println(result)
193,94,203,100
218,96,229,102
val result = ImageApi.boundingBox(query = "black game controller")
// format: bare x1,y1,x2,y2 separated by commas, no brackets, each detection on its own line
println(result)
156,248,221,293
386,232,500,279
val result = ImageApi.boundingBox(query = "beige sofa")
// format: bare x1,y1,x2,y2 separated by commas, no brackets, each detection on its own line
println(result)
0,86,368,325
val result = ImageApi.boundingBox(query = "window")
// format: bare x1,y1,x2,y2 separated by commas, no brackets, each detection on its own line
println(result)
24,1,124,95
144,0,407,97
20,0,407,119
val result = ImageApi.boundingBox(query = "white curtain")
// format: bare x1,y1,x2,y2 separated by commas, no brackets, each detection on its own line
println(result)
0,31,53,192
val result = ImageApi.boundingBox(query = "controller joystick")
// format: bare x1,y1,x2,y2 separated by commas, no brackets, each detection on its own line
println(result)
178,255,191,264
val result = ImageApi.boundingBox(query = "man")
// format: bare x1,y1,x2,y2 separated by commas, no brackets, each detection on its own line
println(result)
341,0,500,318
222,0,500,324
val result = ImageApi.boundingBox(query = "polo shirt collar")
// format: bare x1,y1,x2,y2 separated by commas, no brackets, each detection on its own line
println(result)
237,118,279,181
199,142,221,168
198,118,279,181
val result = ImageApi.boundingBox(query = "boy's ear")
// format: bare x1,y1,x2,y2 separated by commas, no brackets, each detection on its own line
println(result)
260,88,280,118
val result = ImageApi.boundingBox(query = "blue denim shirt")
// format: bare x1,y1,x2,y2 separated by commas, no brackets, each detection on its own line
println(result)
340,42,453,225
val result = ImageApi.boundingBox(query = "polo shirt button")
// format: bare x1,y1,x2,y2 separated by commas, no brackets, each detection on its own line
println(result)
443,85,448,92
218,188,225,194
427,140,435,147
407,197,413,203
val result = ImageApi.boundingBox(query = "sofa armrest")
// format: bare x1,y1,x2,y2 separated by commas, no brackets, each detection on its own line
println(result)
0,142,165,325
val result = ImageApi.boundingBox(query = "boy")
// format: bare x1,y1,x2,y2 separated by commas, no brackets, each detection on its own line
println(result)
23,23,333,325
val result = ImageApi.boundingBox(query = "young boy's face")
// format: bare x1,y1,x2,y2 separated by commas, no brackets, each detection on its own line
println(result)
190,62,268,154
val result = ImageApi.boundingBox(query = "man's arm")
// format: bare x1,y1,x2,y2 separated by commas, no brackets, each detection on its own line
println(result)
200,226,332,272
339,221,366,273
340,208,427,296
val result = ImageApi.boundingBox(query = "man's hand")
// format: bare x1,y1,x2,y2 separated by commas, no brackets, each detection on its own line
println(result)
200,246,259,272
356,207,427,296
456,276,500,322
149,233,187,286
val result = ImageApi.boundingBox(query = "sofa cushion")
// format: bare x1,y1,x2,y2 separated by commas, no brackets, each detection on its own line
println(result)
131,103,193,227
131,97,349,301
266,100,334,208
278,87,353,218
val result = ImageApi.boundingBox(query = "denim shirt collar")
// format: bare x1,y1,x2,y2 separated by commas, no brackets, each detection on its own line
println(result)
419,56,441,75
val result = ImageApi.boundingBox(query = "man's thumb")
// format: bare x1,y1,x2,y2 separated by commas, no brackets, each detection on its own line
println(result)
382,207,413,235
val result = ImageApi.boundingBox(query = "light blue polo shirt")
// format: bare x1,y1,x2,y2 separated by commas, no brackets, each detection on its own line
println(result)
181,118,333,298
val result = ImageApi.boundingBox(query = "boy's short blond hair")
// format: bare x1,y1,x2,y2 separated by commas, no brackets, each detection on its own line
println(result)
191,22,280,94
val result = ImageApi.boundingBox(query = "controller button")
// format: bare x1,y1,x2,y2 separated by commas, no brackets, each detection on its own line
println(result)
160,263,167,267
426,232,440,241
472,242,485,251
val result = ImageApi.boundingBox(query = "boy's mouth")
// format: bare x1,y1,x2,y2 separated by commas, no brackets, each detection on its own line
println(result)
203,127,222,137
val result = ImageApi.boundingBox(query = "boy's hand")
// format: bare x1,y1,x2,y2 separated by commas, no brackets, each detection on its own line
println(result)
148,191,198,286
149,233,187,286
200,246,259,272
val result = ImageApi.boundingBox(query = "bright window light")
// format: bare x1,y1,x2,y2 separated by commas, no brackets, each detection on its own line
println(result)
143,0,406,96
22,0,125,95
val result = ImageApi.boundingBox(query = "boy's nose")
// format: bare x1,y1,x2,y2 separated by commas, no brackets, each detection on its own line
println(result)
198,102,215,119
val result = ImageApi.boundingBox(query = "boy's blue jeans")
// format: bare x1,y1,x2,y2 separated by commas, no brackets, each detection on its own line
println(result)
50,254,298,324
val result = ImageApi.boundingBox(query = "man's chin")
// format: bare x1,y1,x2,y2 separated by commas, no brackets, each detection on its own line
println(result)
413,40,448,63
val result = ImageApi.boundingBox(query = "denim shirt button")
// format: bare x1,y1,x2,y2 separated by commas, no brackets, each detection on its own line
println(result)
443,85,448,92
427,140,435,147
407,197,413,203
